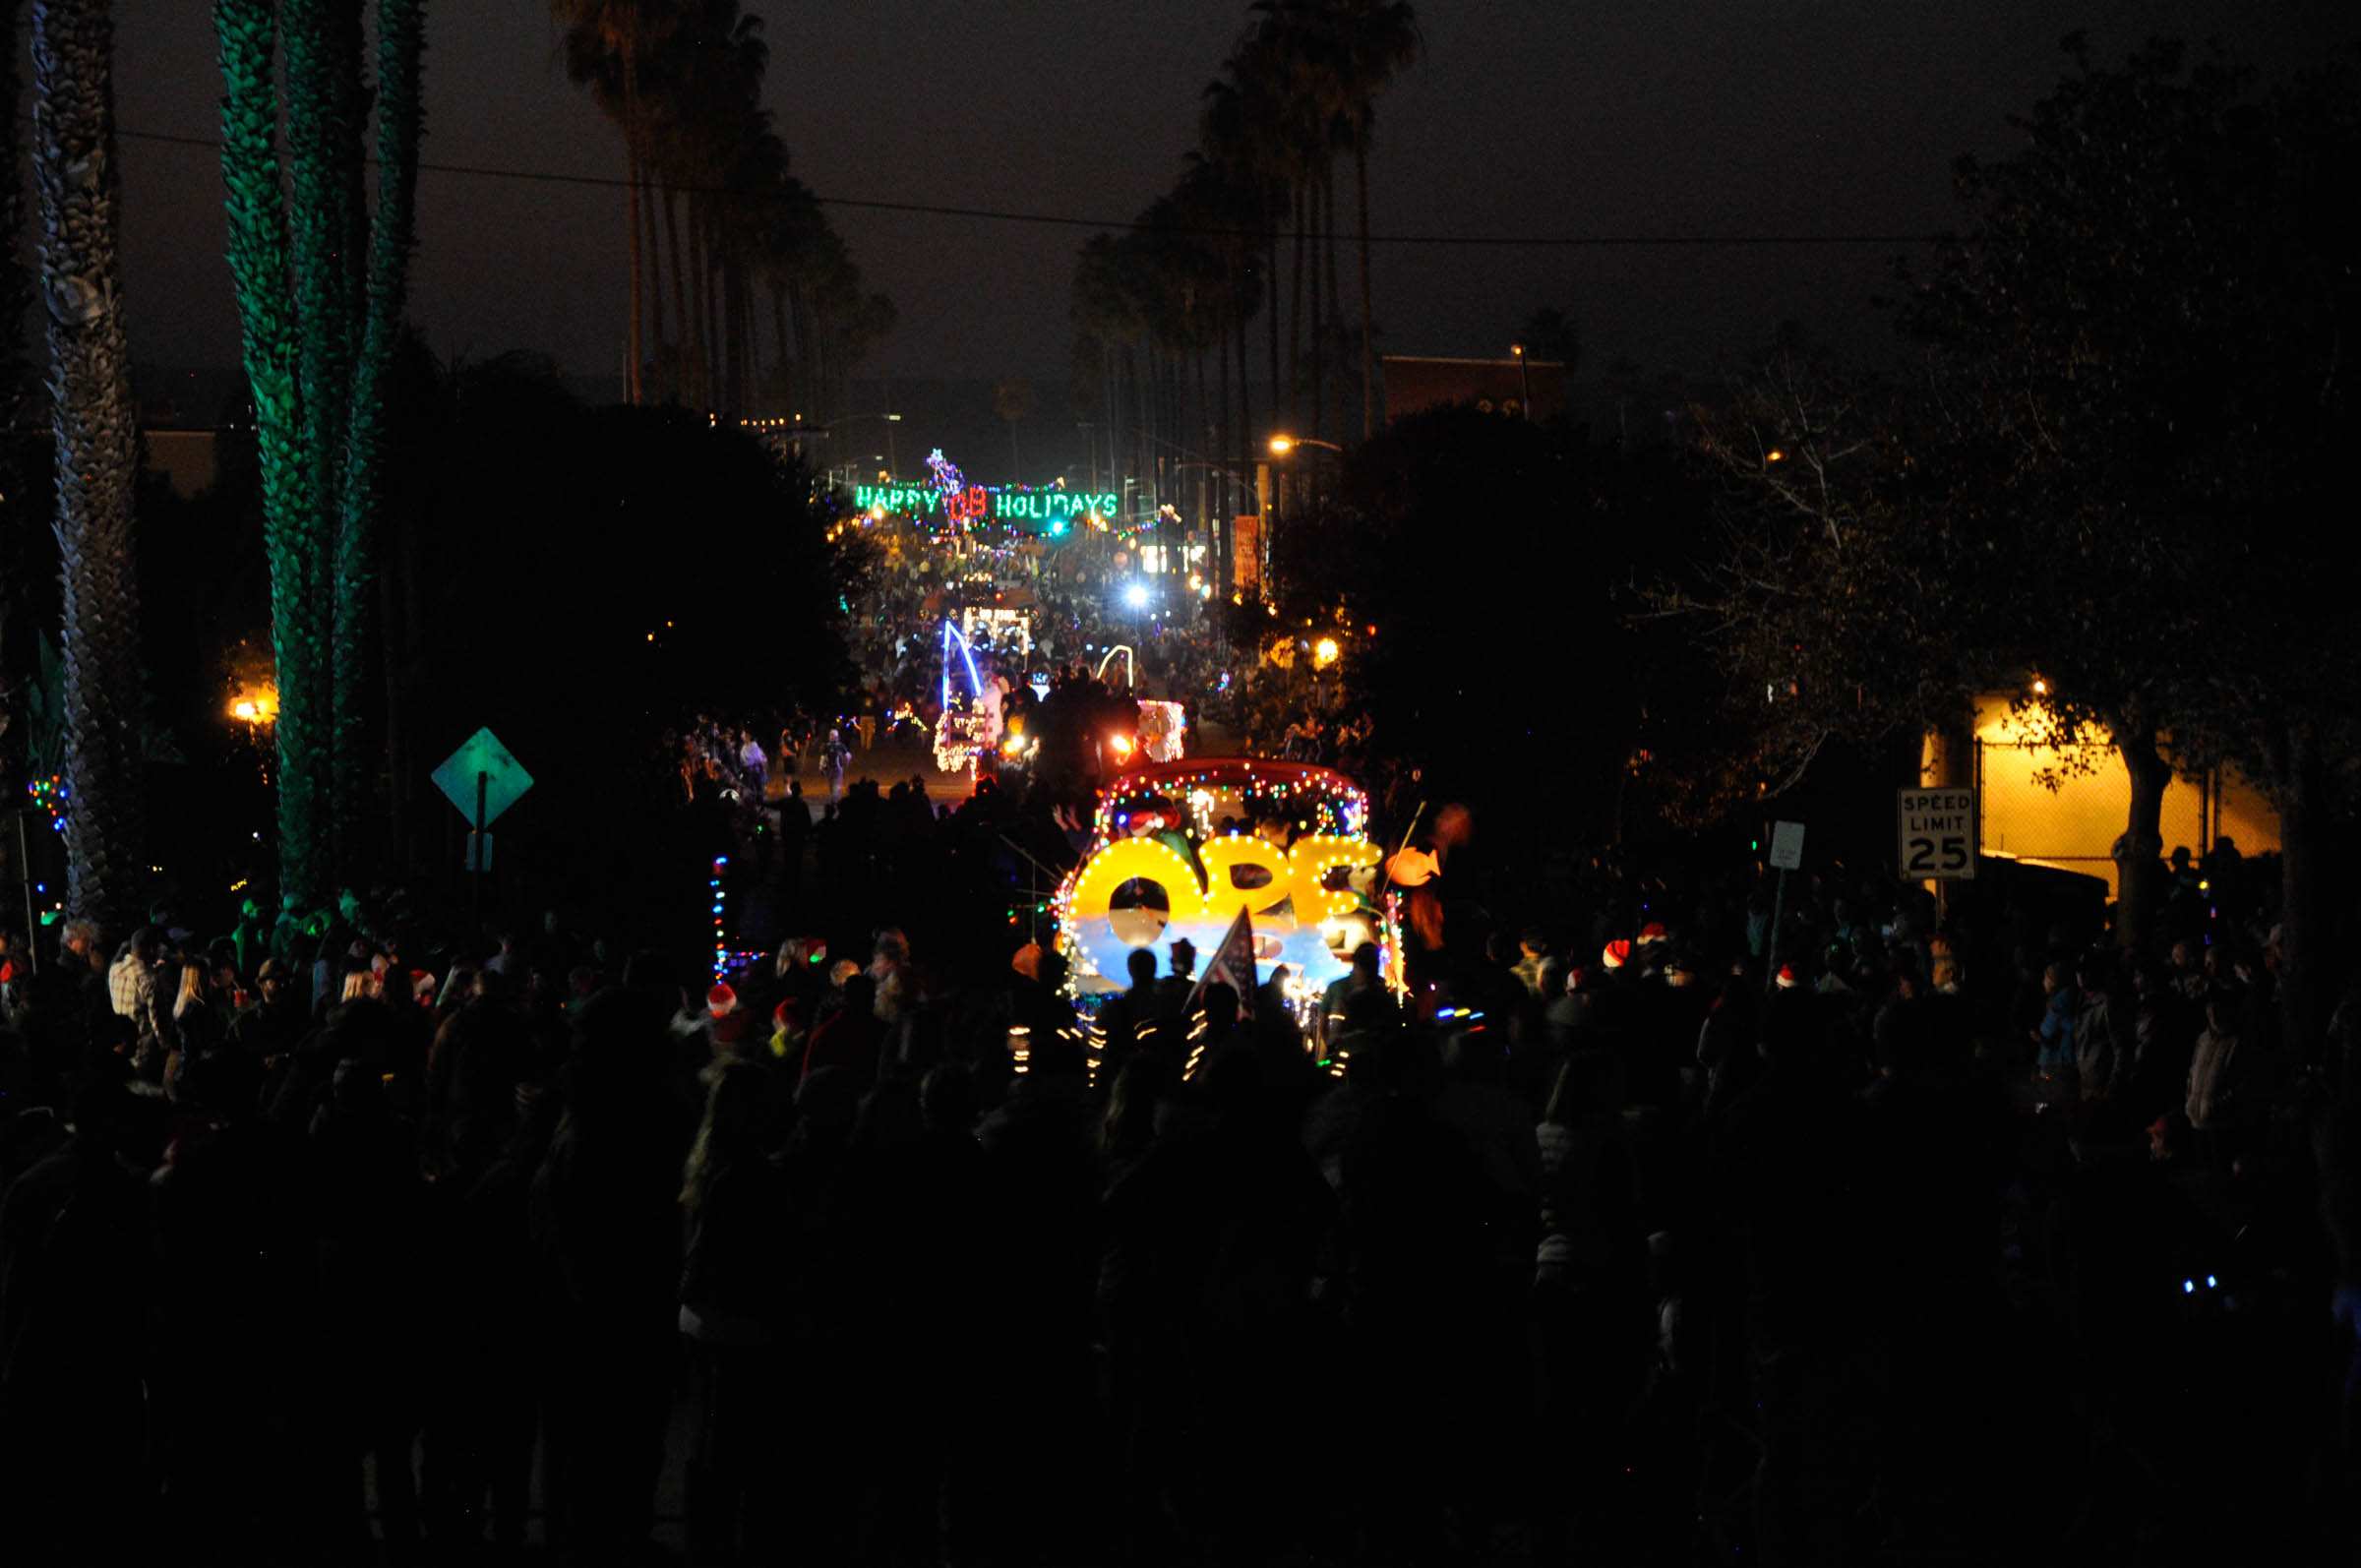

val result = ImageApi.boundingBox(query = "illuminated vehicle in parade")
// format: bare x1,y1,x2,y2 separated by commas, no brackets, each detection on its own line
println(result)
1053,758,1399,1006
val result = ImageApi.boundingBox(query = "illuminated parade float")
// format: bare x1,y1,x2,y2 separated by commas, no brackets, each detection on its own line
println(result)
1054,759,1399,1007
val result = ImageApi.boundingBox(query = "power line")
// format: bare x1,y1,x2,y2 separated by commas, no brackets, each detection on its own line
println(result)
115,123,1953,251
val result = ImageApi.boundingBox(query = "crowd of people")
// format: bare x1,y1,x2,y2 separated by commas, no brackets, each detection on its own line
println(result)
1,762,2354,1566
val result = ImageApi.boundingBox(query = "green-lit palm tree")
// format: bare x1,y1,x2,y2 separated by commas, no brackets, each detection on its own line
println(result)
32,0,148,932
333,0,425,868
217,0,427,905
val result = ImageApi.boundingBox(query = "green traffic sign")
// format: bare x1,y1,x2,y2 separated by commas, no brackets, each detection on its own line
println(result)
432,727,534,828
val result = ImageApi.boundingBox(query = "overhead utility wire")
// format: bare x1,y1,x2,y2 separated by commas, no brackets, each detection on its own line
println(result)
112,124,1954,250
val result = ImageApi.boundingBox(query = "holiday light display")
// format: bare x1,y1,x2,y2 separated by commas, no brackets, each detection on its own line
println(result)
26,775,67,834
1055,758,1395,998
931,619,996,777
709,855,730,980
1136,698,1186,762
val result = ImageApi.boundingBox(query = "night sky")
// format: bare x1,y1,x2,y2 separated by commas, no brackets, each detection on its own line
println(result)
108,1,2353,401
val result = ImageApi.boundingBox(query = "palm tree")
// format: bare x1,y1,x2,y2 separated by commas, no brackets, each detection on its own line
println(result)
0,0,41,759
333,0,425,868
32,0,148,932
552,0,679,404
1330,1,1421,439
994,378,1037,480
217,0,428,901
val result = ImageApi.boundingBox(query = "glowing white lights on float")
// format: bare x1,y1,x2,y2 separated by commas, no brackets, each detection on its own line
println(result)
932,618,1000,778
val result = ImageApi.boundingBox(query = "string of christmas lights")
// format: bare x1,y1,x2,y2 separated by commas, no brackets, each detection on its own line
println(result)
26,775,68,834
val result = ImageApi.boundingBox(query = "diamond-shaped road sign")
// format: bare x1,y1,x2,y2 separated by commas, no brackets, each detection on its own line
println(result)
432,727,534,829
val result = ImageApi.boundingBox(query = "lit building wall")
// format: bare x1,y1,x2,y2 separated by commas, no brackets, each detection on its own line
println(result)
1937,696,2281,897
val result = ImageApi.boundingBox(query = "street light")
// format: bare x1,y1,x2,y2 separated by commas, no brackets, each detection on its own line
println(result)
1268,434,1344,456
1509,343,1533,421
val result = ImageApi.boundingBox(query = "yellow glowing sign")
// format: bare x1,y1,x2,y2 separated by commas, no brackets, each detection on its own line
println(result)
1287,834,1382,922
1065,838,1208,924
1200,835,1294,921
1067,833,1377,927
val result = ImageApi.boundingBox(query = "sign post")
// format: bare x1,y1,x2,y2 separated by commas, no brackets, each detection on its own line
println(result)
1765,820,1804,991
432,728,534,934
1898,787,1977,881
472,770,488,927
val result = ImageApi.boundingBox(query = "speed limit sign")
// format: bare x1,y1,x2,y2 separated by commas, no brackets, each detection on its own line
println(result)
1898,787,1976,879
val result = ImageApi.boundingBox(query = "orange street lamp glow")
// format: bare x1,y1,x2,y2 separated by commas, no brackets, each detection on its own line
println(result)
229,685,279,726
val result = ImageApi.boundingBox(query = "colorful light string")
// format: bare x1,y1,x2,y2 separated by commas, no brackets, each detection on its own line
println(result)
27,775,67,834
709,855,730,981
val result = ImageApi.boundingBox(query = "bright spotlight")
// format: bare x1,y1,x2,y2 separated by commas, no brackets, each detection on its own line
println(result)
1122,582,1151,611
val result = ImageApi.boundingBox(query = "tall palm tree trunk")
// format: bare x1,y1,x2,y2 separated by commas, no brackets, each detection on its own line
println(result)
1323,162,1341,440
701,218,722,410
34,0,148,932
619,41,642,404
1263,222,1279,444
770,279,791,383
1287,183,1305,437
742,271,759,407
1238,288,1253,587
1308,167,1326,445
331,0,423,882
218,0,327,909
685,200,708,407
1194,347,1211,565
663,183,690,400
0,0,39,750
1356,137,1375,439
641,156,665,396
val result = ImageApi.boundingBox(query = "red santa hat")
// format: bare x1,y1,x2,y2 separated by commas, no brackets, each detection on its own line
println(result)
1637,922,1669,946
1601,939,1632,971
1774,964,1799,990
706,983,738,1017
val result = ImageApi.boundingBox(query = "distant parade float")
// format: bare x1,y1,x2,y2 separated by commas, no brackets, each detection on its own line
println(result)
1054,759,1400,1006
1135,698,1185,764
931,619,1001,777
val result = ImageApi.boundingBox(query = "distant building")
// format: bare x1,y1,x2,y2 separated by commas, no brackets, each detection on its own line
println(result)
1382,353,1567,425
143,427,220,500
135,364,245,502
1930,694,2279,896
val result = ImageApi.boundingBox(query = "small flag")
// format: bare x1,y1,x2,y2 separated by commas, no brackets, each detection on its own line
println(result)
1186,905,1257,1021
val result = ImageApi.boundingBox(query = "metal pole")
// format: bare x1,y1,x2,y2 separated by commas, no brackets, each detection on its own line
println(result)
471,770,488,932
17,814,36,974
1764,867,1788,994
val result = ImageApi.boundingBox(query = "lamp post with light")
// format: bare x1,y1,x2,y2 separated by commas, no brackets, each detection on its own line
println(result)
1510,343,1533,420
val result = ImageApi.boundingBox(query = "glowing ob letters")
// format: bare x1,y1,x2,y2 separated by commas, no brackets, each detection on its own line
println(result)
1200,835,1294,921
1065,838,1207,925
